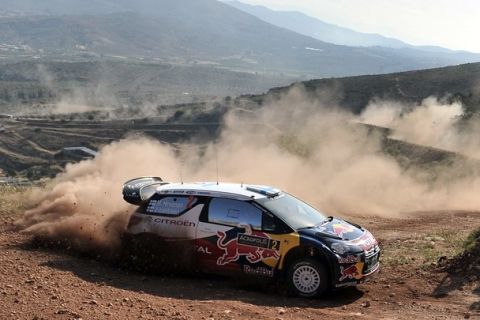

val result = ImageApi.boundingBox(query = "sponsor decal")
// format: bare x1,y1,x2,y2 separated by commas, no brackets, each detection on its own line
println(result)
196,245,212,255
216,231,280,266
243,265,274,277
146,196,198,215
147,216,196,227
128,179,157,189
332,223,355,237
338,255,360,264
237,234,280,250
339,262,364,281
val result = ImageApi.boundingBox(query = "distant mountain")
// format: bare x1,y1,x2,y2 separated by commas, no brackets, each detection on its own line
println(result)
226,0,410,49
226,0,480,59
0,0,479,78
0,0,122,16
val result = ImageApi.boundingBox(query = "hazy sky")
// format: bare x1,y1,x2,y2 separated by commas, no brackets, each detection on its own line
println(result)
234,0,480,53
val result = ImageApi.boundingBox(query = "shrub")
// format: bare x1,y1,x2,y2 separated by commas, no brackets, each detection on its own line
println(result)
463,227,480,253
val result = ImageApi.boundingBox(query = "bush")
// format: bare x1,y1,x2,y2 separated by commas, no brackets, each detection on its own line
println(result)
463,227,480,253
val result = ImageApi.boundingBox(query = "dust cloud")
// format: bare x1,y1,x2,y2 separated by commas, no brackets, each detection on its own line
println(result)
361,97,480,158
15,139,178,256
15,85,480,253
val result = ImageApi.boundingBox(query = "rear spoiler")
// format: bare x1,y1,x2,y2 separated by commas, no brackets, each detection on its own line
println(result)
122,176,168,205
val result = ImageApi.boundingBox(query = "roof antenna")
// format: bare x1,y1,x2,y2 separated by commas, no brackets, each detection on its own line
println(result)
176,145,184,185
180,165,184,185
215,146,219,185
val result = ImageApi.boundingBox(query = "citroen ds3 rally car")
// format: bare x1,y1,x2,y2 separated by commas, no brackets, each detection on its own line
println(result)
122,177,380,297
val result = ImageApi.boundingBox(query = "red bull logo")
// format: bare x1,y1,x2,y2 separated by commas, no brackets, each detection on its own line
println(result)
339,262,364,281
216,231,280,266
332,223,355,237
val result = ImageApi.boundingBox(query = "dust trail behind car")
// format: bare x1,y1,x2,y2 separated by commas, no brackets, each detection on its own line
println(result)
15,138,179,256
15,85,480,255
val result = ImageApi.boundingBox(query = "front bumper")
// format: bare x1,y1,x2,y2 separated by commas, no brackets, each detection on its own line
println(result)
333,249,381,288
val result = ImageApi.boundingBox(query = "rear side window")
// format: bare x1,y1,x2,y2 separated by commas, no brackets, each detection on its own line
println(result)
208,198,262,229
143,195,199,216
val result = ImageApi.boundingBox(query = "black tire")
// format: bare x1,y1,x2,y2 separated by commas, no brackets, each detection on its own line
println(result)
286,258,328,298
120,233,195,274
120,233,164,273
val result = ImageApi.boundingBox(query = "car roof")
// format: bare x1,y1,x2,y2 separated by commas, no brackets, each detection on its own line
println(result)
155,182,282,200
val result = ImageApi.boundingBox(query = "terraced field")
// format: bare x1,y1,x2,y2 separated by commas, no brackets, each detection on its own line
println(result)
0,117,220,178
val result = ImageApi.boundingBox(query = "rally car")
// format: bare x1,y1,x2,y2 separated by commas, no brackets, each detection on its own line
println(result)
122,177,380,297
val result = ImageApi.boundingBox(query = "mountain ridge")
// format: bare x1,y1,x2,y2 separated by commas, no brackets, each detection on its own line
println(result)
225,0,479,57
0,0,478,78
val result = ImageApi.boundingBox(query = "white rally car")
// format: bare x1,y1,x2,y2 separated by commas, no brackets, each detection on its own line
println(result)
122,177,380,297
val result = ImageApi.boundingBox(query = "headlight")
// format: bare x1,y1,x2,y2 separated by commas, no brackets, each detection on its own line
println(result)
331,242,363,254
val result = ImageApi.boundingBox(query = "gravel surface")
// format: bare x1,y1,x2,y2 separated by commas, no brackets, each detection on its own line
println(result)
1,212,479,320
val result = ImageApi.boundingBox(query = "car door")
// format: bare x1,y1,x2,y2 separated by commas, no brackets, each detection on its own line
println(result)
195,197,283,276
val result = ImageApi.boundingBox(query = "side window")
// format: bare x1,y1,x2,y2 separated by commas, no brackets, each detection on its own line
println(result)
144,195,198,216
262,212,277,233
208,198,262,229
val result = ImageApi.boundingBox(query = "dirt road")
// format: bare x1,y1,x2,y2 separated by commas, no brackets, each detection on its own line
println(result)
1,211,479,320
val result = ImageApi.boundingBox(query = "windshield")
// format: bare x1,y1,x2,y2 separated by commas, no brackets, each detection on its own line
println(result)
256,193,327,230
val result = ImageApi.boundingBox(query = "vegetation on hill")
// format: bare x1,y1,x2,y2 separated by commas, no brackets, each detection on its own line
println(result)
266,62,480,114
0,60,297,113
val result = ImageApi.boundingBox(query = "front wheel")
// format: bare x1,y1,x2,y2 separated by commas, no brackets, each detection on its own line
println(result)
286,258,328,297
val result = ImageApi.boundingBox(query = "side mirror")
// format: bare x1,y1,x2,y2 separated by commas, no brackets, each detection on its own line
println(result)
237,223,252,234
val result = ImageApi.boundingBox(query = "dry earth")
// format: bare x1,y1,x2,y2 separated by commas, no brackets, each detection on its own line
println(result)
1,200,479,320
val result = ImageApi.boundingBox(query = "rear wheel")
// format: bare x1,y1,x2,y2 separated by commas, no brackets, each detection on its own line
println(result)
120,233,166,273
286,258,328,297
120,233,195,273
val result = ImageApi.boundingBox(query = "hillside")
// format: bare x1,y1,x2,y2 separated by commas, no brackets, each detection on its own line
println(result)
2,61,479,121
260,62,480,114
0,0,479,77
159,62,480,127
0,60,297,113
1,62,480,180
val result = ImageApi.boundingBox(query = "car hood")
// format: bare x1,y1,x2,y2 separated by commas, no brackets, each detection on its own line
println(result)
300,218,365,241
